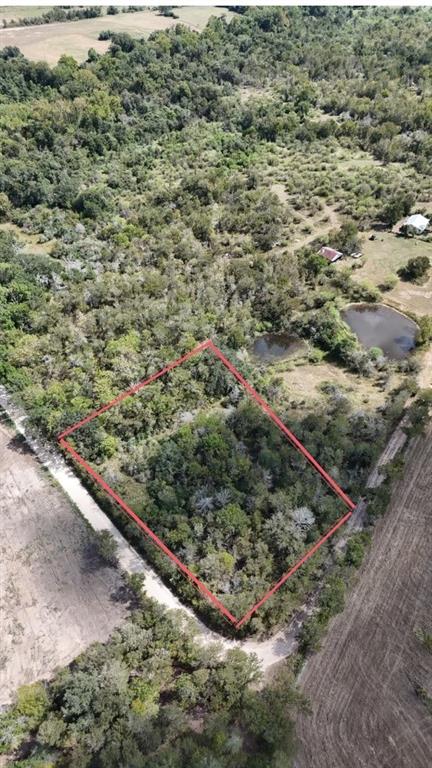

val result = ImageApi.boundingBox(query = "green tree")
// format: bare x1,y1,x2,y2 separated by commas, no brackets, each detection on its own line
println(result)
382,194,413,226
299,616,323,654
73,187,110,219
95,530,118,567
345,536,365,568
417,315,432,346
318,576,345,621
16,683,49,725
398,255,430,282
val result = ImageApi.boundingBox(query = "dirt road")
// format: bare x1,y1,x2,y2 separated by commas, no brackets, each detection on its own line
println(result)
0,387,414,672
0,421,127,706
0,388,294,668
418,346,432,391
295,423,432,768
293,204,340,251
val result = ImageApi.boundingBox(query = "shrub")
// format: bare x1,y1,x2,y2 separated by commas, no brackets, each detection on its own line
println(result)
298,616,323,654
16,683,49,725
318,575,345,621
95,530,118,566
345,536,365,567
417,315,432,346
398,255,430,282
73,187,110,219
378,275,398,292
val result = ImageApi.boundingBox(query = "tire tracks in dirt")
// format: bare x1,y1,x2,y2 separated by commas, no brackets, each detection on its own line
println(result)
295,424,432,768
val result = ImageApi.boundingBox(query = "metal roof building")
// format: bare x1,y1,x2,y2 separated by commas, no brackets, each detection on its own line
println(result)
319,246,343,263
404,214,430,234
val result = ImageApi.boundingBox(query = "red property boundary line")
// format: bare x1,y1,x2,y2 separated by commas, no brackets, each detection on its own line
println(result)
59,339,355,629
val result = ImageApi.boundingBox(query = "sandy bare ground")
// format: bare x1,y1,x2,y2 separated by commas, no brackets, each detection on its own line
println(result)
418,346,432,391
0,388,293,668
0,420,127,707
295,422,432,768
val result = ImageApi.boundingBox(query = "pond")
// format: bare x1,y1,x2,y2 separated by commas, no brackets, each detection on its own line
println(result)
342,304,418,360
252,333,306,362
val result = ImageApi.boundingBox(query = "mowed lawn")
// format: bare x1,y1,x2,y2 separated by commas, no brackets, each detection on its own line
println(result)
349,230,432,315
0,7,233,64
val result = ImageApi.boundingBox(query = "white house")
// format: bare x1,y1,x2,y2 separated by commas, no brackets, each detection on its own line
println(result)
404,214,429,234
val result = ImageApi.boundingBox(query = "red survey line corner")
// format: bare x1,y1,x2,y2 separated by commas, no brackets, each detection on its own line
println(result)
58,339,355,629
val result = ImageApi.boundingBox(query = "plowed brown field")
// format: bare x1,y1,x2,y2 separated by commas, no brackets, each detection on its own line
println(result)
296,423,432,768
0,422,127,706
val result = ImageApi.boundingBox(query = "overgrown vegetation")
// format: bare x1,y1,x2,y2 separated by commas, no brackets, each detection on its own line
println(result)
95,529,118,566
0,5,429,632
298,529,370,654
69,355,407,634
1,7,431,766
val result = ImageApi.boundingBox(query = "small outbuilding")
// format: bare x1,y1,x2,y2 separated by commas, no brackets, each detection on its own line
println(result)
401,214,430,235
319,246,343,263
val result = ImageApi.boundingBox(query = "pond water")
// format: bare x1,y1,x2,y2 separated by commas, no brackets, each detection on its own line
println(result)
342,304,418,360
252,333,306,362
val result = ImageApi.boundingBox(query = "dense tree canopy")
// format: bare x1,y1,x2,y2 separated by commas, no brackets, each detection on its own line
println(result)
1,6,428,633
0,590,306,767
1,8,430,767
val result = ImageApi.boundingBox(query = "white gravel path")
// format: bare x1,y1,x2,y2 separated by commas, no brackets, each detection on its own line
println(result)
1,387,408,670
0,387,293,668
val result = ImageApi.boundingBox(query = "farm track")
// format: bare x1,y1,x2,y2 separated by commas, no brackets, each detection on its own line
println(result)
293,204,341,250
0,388,298,668
295,422,432,768
1,387,416,675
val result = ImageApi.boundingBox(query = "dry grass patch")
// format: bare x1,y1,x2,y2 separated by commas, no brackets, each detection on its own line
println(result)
0,7,229,64
0,222,55,255
282,360,399,411
270,182,289,204
0,6,50,23
349,230,432,316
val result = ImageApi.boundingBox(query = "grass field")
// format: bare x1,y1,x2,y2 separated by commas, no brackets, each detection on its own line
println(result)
0,5,50,23
172,6,233,30
0,7,232,64
281,360,401,412
349,230,432,316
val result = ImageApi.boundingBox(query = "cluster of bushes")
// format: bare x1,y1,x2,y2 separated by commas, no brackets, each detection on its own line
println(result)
398,255,430,282
2,6,103,28
0,588,306,767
